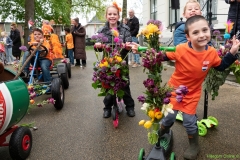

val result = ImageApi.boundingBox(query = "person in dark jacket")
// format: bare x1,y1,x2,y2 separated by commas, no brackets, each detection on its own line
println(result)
10,22,22,61
225,0,240,36
71,18,86,67
94,3,135,118
127,9,140,67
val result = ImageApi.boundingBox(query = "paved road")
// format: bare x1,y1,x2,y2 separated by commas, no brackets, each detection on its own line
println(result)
1,50,240,160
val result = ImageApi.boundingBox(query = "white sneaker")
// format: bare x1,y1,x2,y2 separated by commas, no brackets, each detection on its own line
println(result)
132,63,138,68
71,64,75,67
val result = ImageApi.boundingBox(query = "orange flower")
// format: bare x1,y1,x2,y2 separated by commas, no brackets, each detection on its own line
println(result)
112,29,119,37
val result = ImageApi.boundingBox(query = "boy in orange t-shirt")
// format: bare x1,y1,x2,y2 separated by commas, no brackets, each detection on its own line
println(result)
64,28,74,66
131,15,240,160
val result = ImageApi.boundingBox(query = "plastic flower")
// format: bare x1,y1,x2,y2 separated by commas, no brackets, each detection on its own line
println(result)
99,60,108,68
141,103,149,111
162,103,174,117
143,121,152,129
139,120,145,126
138,95,146,103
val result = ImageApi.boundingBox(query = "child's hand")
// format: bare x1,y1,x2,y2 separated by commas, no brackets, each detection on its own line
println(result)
230,35,240,55
125,42,132,50
130,42,140,54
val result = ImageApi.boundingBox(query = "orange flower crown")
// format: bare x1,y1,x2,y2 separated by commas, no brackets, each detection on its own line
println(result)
113,1,122,12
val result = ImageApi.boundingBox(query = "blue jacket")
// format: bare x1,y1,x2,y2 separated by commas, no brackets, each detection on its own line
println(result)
173,21,212,46
0,36,13,48
173,22,186,46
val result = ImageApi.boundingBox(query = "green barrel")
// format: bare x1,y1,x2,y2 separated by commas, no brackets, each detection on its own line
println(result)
138,46,176,52
0,69,29,135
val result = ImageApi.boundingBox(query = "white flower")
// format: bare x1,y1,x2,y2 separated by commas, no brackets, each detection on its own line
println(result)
141,103,149,111
162,103,174,117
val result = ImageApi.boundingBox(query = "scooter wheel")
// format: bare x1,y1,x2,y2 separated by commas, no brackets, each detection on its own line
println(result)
138,148,145,160
198,123,207,136
208,116,218,127
170,152,176,160
113,111,119,128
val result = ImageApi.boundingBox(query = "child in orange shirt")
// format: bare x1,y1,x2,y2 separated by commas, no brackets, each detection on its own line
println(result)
64,28,74,66
131,15,240,160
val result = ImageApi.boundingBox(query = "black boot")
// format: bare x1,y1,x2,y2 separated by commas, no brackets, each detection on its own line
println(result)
184,132,199,160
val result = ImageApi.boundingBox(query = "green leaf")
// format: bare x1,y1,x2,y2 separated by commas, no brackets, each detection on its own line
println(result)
98,92,106,96
117,90,124,98
92,82,98,89
108,89,114,95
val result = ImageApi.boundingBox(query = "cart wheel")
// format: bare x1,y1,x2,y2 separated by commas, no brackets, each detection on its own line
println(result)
67,63,71,78
208,116,218,127
52,78,65,110
198,123,207,136
60,73,69,89
138,148,145,160
170,152,176,160
9,127,32,160
113,112,119,128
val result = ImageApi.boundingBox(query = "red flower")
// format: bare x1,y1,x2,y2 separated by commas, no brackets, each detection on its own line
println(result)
115,69,121,77
102,82,111,89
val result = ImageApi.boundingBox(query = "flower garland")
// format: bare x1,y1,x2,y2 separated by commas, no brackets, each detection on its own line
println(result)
137,20,188,145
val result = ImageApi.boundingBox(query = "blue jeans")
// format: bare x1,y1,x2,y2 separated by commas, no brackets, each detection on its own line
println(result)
161,110,198,134
30,57,52,82
68,49,74,65
4,47,14,63
131,37,140,64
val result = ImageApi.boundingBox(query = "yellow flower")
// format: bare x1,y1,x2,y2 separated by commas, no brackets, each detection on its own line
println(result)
139,120,145,126
148,110,155,119
144,120,152,129
99,61,108,68
115,55,122,62
155,111,163,120
112,29,119,37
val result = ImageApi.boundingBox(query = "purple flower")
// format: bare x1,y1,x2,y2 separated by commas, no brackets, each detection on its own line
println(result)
91,35,97,40
19,46,28,52
176,95,183,102
102,37,108,42
216,36,222,41
178,85,188,95
37,103,43,107
137,95,146,103
121,60,126,66
213,30,220,36
92,76,97,82
147,19,154,25
166,92,172,97
143,79,155,88
163,97,170,104
175,89,182,95
47,98,55,104
111,66,117,72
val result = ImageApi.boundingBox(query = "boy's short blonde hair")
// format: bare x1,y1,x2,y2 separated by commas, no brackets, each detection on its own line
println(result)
183,0,201,14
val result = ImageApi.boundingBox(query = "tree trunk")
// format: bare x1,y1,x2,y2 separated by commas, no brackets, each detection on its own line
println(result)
24,0,35,47
122,0,127,21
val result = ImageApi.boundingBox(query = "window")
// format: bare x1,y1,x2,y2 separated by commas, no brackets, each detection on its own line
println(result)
169,0,180,26
198,0,217,20
150,0,157,20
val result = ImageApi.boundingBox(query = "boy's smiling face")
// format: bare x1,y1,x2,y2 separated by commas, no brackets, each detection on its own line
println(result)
33,31,43,42
183,2,202,19
186,19,211,52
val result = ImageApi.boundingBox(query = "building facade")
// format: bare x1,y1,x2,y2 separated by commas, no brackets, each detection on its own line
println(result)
142,0,229,29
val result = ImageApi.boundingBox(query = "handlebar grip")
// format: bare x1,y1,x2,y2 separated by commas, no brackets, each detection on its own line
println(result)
138,46,176,52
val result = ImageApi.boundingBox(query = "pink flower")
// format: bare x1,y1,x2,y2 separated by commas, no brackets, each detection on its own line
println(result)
47,98,55,104
114,37,119,43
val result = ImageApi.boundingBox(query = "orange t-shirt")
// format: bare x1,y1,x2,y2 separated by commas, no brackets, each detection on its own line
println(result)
166,42,221,114
30,40,52,61
65,33,74,49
